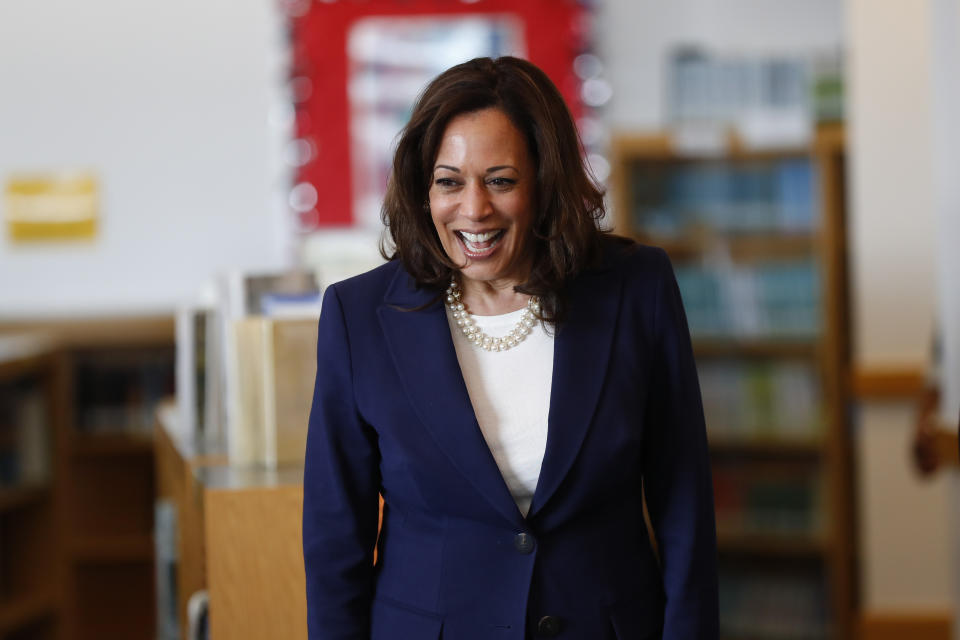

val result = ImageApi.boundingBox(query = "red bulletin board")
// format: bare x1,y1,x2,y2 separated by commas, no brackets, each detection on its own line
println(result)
290,0,590,228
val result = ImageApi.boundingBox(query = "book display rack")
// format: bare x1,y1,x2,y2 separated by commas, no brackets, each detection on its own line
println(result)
611,124,853,639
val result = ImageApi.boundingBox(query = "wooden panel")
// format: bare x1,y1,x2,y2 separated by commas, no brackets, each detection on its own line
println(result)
860,611,953,640
205,485,306,640
0,590,57,635
1,502,58,597
72,563,155,640
67,457,154,538
154,417,231,640
852,366,927,399
0,485,49,513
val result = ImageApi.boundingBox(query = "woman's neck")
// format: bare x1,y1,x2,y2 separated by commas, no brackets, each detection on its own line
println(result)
459,277,529,316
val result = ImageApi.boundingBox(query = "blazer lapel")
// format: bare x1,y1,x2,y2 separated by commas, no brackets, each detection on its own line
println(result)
377,267,524,528
527,265,624,518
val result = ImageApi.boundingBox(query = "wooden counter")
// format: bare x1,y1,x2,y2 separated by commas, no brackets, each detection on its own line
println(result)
154,404,306,639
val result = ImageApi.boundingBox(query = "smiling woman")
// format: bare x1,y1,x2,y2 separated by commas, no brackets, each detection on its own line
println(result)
303,56,719,640
381,56,608,326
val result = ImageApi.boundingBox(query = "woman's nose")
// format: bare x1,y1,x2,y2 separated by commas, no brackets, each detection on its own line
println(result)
461,182,492,220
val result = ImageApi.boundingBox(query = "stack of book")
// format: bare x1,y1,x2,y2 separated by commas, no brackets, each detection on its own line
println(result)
698,359,823,441
675,260,820,339
719,565,829,639
177,269,323,468
0,381,50,487
74,347,175,435
713,466,822,537
632,158,816,236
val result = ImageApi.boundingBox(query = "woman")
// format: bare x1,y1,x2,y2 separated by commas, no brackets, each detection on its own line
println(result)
303,56,718,640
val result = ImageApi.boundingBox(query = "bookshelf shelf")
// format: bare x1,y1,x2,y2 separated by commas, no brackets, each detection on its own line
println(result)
0,484,50,513
717,531,828,556
630,232,818,262
693,339,819,359
70,433,155,457
71,534,155,564
0,590,58,634
708,438,824,457
613,125,853,639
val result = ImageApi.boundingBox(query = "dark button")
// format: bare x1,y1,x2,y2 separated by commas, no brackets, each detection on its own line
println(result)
513,532,535,554
537,615,562,637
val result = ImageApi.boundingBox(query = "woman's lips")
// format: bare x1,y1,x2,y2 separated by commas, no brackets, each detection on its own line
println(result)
456,230,505,258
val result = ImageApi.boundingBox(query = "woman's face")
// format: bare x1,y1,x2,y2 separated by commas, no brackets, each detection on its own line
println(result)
429,108,535,290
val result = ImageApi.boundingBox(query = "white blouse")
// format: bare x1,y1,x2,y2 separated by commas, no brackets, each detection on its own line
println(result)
446,306,555,516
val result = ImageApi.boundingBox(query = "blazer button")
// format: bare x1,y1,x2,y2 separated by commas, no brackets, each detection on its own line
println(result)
513,532,535,554
537,615,562,637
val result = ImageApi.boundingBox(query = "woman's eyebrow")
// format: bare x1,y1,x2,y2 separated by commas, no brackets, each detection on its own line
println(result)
486,165,518,173
434,164,460,173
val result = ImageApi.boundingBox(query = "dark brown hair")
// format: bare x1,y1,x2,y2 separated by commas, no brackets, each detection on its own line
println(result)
381,56,607,325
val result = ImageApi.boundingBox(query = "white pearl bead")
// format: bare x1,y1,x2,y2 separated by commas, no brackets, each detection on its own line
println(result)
448,280,537,354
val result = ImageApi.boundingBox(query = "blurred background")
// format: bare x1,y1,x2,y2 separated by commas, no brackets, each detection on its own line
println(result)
0,0,958,639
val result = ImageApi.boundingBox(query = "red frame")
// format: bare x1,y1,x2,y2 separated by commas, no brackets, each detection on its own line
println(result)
291,0,588,227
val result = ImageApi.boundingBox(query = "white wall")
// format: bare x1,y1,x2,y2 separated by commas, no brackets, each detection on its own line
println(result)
596,0,845,131
846,0,956,617
929,0,960,632
0,0,846,316
0,0,291,317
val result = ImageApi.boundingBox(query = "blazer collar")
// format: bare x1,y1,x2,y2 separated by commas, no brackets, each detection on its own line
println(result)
377,260,622,526
378,267,525,528
527,266,623,518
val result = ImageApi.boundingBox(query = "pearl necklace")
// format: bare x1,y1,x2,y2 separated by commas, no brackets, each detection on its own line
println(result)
446,279,540,352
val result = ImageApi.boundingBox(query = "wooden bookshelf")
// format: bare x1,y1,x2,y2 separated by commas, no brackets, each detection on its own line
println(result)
0,316,174,640
612,125,854,640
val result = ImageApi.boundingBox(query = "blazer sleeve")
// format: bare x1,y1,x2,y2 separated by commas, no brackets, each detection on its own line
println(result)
302,284,381,639
641,249,719,639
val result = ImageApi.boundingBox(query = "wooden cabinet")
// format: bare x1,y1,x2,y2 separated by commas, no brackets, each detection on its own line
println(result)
0,317,175,640
611,125,854,639
154,407,306,640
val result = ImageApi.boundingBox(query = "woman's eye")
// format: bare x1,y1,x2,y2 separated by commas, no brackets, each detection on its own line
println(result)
488,177,516,187
434,177,459,187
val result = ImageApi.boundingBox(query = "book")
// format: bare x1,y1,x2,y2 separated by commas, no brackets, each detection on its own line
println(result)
229,317,318,468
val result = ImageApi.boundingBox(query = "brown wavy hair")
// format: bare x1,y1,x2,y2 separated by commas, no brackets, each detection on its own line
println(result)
380,56,608,325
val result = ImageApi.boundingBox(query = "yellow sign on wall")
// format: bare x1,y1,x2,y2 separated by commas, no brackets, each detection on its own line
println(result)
4,173,99,242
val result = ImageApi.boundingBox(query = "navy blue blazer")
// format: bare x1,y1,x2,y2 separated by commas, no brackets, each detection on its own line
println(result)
303,241,718,640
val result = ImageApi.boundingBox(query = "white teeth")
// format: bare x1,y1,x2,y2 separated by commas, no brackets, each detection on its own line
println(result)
462,233,504,254
460,230,500,243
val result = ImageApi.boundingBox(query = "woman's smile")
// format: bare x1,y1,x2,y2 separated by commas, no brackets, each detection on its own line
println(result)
455,228,506,257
